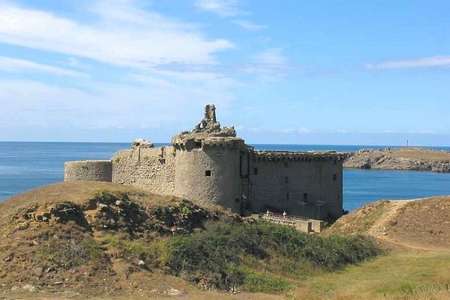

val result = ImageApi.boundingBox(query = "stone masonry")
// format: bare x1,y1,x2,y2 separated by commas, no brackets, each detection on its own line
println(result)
64,105,345,220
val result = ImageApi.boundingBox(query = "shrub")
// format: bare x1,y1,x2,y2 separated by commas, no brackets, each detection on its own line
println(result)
37,235,104,269
165,221,381,291
100,234,169,268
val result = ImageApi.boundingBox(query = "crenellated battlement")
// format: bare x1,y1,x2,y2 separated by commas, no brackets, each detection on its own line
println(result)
251,150,347,162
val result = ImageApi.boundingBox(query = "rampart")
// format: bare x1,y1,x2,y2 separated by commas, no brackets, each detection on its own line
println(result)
64,160,112,182
112,145,176,196
248,151,344,220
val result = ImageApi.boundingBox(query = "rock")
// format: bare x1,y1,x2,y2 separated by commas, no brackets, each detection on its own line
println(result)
166,287,183,296
132,139,153,149
22,284,37,292
33,266,44,277
3,254,13,262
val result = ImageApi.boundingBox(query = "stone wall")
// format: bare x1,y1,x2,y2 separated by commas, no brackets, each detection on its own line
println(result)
64,160,112,182
174,145,242,211
112,146,176,196
248,153,343,220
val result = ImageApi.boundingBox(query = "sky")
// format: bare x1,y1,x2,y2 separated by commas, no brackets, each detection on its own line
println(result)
0,0,450,146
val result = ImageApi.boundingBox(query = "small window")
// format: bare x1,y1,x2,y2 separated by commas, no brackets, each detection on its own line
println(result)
205,170,212,176
284,176,289,184
303,193,308,201
333,174,337,181
254,168,258,175
286,192,290,201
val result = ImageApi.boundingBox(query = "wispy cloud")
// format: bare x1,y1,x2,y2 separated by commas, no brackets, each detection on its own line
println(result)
0,1,233,68
0,56,86,77
0,0,240,140
254,48,288,66
366,56,450,70
194,0,241,17
195,0,267,32
232,19,266,31
243,48,290,79
0,77,236,133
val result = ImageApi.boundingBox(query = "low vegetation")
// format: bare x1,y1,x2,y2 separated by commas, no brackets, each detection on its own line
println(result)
2,182,449,299
164,221,381,292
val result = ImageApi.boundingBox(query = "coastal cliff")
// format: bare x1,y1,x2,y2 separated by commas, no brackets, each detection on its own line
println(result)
344,148,450,173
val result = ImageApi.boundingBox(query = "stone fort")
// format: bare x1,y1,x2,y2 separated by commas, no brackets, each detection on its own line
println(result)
65,105,345,220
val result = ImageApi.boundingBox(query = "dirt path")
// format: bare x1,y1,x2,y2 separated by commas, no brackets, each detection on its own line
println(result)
365,199,449,252
367,200,409,238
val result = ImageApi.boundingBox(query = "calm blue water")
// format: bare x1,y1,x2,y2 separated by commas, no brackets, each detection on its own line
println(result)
1,142,450,211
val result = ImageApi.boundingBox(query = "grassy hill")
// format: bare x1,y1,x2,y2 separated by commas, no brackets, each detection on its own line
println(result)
0,182,449,299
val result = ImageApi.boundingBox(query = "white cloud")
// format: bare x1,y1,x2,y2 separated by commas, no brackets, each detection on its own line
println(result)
0,73,236,136
195,0,241,17
254,48,288,66
232,19,266,31
243,48,290,79
0,1,233,68
366,56,450,70
0,56,86,77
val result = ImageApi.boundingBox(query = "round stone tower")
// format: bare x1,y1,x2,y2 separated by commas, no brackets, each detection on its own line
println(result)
172,105,246,212
64,160,112,182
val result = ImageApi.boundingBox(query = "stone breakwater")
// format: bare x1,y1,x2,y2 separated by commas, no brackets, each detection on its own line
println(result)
344,148,450,173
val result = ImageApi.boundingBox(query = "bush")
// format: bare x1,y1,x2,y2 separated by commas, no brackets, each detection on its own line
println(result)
242,270,292,293
165,221,381,291
37,235,104,269
100,234,169,268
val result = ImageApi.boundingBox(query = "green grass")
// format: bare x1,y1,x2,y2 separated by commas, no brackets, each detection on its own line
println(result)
99,234,169,268
242,270,293,293
295,250,450,299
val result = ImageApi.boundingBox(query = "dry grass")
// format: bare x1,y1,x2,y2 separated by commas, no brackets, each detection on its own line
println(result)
389,148,450,162
327,196,450,251
292,250,450,300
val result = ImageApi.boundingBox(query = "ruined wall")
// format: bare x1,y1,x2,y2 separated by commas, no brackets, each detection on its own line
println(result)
64,160,112,182
174,145,242,211
248,154,343,220
112,146,176,196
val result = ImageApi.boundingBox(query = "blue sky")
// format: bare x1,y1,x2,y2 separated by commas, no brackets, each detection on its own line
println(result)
0,0,449,145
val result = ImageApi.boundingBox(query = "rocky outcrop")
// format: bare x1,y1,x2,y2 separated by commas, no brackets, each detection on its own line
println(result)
344,148,450,173
171,104,240,148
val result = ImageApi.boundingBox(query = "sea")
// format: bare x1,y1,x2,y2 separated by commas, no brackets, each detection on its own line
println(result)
1,142,450,211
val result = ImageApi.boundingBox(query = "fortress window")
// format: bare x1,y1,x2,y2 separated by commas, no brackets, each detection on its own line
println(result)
286,192,290,201
333,174,337,181
254,168,258,175
303,193,308,201
284,176,289,184
205,170,212,176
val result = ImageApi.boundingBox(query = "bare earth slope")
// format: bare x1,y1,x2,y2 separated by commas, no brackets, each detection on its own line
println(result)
0,182,258,300
327,196,450,250
344,148,450,172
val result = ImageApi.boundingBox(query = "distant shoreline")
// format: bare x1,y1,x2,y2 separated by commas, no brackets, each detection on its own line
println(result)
344,147,450,173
